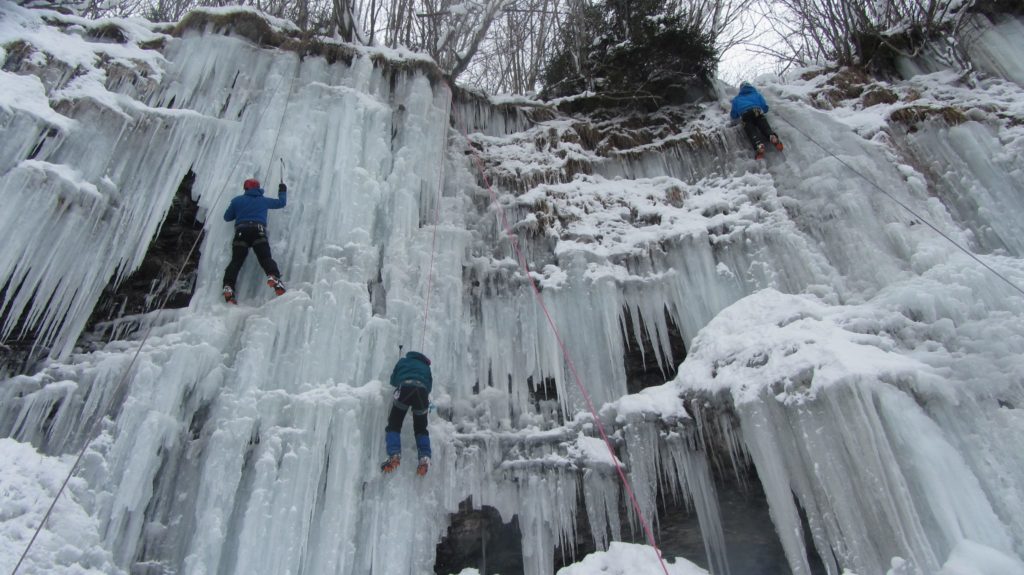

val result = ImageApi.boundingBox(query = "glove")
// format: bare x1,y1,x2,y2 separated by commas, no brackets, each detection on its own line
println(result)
279,183,287,193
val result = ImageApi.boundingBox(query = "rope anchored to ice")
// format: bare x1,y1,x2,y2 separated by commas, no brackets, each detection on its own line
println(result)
447,80,674,575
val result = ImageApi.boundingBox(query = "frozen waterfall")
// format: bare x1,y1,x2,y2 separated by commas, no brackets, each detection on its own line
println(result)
2,4,1024,575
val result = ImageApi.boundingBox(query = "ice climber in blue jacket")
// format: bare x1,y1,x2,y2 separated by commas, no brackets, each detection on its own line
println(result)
381,351,434,476
730,82,784,160
221,178,288,304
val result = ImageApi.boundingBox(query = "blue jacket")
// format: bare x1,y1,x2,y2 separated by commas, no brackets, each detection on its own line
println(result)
730,84,769,120
223,187,287,226
390,352,433,393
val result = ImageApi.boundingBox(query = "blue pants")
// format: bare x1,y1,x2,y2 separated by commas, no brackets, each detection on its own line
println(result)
385,384,431,458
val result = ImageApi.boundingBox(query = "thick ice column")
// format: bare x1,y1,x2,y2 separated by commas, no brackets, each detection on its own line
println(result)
613,413,730,575
221,386,382,575
663,432,730,575
515,470,580,575
961,13,1024,84
5,378,80,449
96,344,220,561
581,469,622,551
738,380,1019,575
183,406,260,575
735,398,832,575
473,258,636,418
925,397,1024,551
897,121,1024,256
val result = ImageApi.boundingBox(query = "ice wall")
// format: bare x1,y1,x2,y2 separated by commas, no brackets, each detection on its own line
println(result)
3,4,1024,575
962,12,1024,86
679,284,1024,575
1,6,726,575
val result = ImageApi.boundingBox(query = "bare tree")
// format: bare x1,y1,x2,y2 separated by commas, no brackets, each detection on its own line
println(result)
333,0,364,41
755,0,978,68
452,0,559,92
42,0,779,95
683,0,761,55
451,1,509,79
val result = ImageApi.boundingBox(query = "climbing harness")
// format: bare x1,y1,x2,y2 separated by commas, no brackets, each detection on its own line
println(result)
10,57,301,575
774,111,1024,299
450,85,673,575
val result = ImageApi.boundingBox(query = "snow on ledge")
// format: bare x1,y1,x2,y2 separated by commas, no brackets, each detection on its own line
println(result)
555,542,709,575
674,288,948,405
17,160,103,200
0,70,75,131
184,5,301,33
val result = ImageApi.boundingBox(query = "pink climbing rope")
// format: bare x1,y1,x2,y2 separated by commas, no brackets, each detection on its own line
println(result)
451,88,672,575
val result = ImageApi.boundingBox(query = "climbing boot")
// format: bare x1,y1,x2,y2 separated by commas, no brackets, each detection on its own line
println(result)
380,454,400,474
223,286,237,305
416,457,430,477
267,275,286,296
770,134,784,151
755,143,766,160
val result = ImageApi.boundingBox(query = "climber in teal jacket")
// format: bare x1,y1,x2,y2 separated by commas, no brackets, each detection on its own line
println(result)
381,351,433,476
730,82,784,160
221,178,288,303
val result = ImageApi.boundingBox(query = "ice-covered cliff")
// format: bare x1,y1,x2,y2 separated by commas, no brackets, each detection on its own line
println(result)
2,3,1024,575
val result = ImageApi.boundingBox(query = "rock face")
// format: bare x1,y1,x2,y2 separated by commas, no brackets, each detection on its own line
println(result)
0,293,45,377
622,309,686,395
435,501,524,574
84,170,204,345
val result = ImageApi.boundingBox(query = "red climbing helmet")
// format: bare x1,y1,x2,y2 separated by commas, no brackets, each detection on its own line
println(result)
243,178,260,190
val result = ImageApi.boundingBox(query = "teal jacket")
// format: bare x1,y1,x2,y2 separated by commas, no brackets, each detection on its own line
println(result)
389,352,432,393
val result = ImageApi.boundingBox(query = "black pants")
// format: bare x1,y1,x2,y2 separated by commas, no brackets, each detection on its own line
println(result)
741,109,777,150
386,384,429,437
222,224,281,289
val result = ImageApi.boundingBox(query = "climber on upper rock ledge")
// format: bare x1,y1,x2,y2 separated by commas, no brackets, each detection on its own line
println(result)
730,82,785,160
